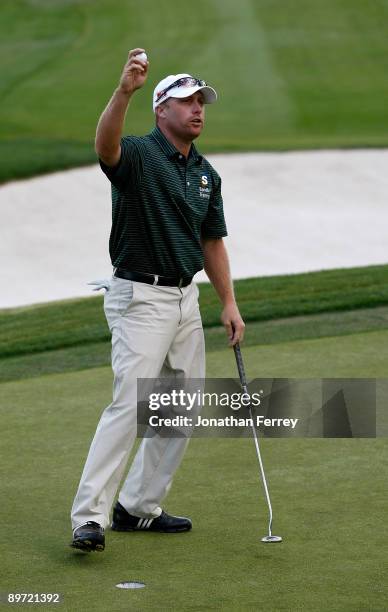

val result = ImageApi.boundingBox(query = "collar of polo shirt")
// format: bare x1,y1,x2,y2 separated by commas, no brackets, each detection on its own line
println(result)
151,127,203,164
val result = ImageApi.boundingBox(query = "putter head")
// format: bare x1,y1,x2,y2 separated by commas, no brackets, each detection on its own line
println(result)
261,535,282,543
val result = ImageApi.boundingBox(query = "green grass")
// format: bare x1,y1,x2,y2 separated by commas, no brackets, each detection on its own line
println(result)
0,355,387,611
1,0,388,182
208,328,388,379
2,305,388,383
1,262,387,609
1,264,388,382
2,264,388,361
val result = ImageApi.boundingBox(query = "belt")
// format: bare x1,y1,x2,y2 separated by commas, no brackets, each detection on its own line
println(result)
114,268,192,288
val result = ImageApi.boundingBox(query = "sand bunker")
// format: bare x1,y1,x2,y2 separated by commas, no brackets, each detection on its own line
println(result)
1,149,387,308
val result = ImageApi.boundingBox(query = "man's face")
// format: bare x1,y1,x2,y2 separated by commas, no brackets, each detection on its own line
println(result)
157,91,205,140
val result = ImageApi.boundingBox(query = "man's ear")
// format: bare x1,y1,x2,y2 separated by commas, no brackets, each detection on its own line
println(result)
156,101,169,120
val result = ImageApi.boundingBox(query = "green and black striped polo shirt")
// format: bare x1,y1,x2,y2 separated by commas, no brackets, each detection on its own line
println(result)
99,126,227,279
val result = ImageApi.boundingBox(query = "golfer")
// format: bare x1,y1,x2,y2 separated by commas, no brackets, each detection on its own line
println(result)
71,48,245,552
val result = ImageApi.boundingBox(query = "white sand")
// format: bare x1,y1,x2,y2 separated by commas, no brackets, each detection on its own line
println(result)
1,149,387,309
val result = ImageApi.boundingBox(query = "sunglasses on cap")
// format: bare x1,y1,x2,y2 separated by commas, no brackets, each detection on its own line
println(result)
156,77,207,103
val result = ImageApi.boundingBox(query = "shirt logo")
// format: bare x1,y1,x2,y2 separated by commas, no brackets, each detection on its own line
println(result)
199,175,210,199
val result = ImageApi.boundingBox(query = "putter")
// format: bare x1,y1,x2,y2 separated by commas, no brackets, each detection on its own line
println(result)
233,341,282,543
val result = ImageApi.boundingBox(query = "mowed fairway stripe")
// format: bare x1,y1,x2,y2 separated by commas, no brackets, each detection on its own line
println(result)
201,0,295,140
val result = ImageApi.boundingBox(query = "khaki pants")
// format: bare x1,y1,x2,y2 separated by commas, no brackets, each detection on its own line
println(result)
71,276,205,530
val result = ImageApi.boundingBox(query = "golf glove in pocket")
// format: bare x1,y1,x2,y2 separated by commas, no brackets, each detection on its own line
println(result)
88,279,111,292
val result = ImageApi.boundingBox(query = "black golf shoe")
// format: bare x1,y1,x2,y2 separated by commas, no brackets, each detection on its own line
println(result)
111,502,192,533
71,521,105,552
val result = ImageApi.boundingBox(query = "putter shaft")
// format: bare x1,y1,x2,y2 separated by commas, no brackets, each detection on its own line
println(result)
233,342,280,541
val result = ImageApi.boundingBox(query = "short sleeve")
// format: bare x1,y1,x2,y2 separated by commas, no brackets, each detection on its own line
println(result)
201,171,228,239
99,136,142,190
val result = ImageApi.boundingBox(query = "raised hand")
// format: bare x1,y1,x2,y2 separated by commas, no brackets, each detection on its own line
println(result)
118,48,149,95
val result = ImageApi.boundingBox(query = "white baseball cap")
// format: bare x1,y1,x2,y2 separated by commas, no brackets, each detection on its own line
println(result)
153,73,217,112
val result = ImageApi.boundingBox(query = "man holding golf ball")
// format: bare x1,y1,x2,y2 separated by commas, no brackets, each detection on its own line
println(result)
70,48,245,552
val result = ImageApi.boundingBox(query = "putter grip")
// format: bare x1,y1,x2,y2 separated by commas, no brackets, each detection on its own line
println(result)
233,343,247,387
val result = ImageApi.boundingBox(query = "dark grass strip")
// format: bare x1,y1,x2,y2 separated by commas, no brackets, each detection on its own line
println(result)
2,305,388,383
1,265,388,359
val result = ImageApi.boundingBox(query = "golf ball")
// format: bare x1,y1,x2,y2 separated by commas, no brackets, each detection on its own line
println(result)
136,52,148,62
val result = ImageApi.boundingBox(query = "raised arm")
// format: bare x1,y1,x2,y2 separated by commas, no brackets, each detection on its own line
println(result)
95,48,149,167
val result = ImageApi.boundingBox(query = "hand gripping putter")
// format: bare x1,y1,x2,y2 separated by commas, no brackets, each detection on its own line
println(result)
233,342,282,543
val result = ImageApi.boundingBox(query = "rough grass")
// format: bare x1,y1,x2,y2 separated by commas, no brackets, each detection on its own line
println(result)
1,264,388,360
2,305,388,383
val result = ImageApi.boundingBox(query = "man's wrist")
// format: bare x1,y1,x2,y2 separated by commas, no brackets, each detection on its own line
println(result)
115,85,134,99
221,296,236,308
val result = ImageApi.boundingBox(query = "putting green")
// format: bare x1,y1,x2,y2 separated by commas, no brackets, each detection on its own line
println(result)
1,329,387,610
207,328,388,379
